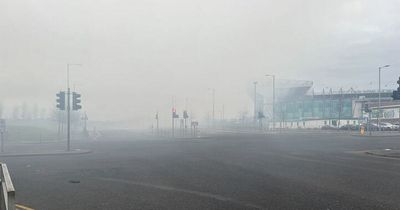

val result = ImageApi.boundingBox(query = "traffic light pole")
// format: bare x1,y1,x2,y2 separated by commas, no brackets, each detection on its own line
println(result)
156,114,159,136
65,63,82,151
67,87,71,151
67,64,71,151
172,114,174,137
266,74,275,131
254,81,257,125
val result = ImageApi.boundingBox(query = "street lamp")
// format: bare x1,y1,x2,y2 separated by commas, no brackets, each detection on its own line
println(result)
378,64,390,131
253,81,258,124
265,74,276,131
208,88,215,128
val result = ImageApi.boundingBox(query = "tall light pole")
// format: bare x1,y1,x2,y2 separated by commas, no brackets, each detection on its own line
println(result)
266,74,276,131
66,63,82,151
253,81,258,124
208,88,215,128
253,81,257,123
378,64,390,131
172,97,175,137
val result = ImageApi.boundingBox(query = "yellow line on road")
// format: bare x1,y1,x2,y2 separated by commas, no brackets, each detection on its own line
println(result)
16,204,35,210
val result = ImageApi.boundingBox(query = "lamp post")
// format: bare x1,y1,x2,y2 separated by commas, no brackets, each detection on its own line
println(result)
378,64,390,131
266,75,276,131
208,88,215,128
254,81,258,124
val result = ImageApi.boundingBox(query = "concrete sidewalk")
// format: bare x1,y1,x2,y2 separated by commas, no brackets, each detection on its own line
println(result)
0,149,91,157
353,131,400,137
0,141,91,157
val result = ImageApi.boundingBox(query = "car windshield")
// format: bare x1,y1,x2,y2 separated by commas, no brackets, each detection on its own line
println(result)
1,1,400,209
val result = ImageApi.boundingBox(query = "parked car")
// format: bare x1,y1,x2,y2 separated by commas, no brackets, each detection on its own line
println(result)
391,123,400,131
381,122,396,131
339,124,358,131
367,123,379,131
321,125,338,130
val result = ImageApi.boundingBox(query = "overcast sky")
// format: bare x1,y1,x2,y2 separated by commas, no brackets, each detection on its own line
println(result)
1,0,400,126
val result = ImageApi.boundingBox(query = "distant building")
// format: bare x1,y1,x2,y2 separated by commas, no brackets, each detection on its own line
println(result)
257,81,399,129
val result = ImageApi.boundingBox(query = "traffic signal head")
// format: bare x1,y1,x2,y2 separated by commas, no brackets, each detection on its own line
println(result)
183,111,189,119
72,92,82,110
364,104,370,112
172,108,179,118
56,91,66,110
397,77,400,92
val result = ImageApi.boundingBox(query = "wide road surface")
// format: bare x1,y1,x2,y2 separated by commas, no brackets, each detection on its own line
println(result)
3,131,400,210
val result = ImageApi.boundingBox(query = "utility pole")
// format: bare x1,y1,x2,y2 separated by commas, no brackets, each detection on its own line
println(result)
57,110,61,137
378,65,390,131
82,112,88,136
172,108,175,137
67,65,71,151
208,88,215,128
0,132,3,153
338,87,343,128
329,88,333,125
156,112,159,136
172,97,175,137
322,88,325,119
369,111,372,136
266,75,276,131
254,81,258,125
212,89,215,128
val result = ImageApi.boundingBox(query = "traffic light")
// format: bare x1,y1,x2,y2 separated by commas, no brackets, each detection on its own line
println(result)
172,108,179,118
393,77,400,100
56,91,66,110
364,104,371,113
183,111,189,119
72,92,82,110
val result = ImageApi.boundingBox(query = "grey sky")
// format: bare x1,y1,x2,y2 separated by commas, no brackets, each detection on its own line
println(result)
1,0,400,126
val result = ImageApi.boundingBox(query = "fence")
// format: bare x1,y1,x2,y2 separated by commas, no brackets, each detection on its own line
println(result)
0,163,15,210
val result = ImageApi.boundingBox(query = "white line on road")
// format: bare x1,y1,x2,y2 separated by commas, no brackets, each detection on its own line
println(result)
96,177,264,209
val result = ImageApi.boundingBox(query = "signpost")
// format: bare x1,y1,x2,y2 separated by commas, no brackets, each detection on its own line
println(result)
191,121,199,137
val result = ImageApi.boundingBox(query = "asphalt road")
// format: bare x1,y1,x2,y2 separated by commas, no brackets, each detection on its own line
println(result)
3,131,400,210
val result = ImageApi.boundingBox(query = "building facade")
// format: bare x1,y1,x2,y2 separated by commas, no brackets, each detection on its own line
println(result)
263,85,396,129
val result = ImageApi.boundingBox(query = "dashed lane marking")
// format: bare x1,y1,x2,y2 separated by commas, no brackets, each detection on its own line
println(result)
16,204,35,210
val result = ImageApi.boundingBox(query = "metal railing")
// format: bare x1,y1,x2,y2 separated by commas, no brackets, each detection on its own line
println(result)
0,163,15,210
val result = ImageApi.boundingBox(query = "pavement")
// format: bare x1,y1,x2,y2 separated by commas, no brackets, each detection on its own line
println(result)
356,131,400,137
0,149,91,157
3,131,400,209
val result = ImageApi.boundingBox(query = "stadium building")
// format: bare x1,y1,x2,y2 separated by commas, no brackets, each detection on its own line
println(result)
255,80,399,129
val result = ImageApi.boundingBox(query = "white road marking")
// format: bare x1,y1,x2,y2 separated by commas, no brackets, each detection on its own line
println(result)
96,177,264,209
